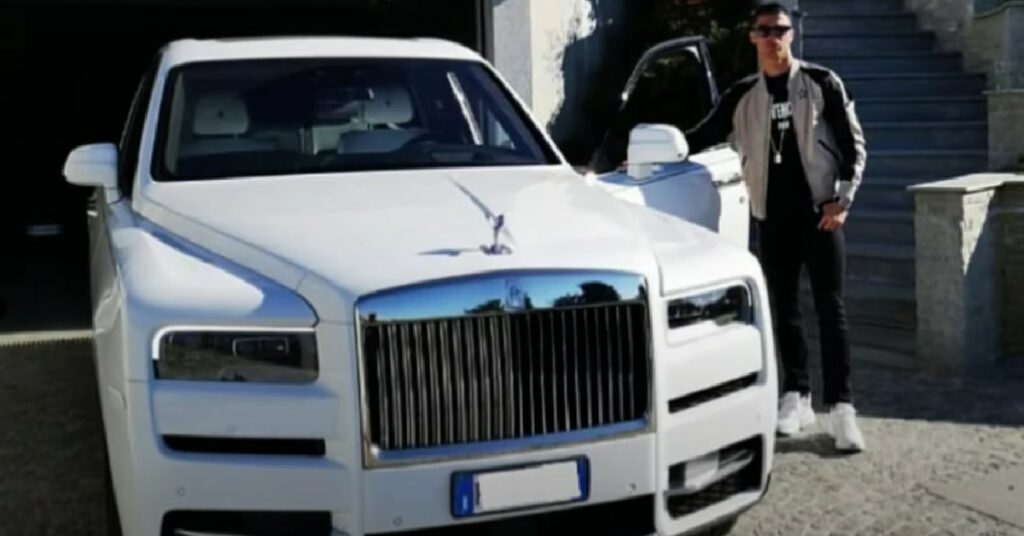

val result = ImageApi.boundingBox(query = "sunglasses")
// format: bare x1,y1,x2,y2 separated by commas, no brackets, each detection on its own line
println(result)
753,25,792,38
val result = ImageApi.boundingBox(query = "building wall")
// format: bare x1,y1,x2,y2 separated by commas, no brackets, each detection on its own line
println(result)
490,0,627,162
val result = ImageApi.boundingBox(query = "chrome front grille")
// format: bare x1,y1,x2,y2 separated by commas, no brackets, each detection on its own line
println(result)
356,271,651,460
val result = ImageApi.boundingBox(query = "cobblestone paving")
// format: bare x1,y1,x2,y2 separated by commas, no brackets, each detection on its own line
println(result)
737,360,1024,536
1,340,1023,535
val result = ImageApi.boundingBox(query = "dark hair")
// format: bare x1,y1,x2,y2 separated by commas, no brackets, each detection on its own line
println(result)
751,2,791,23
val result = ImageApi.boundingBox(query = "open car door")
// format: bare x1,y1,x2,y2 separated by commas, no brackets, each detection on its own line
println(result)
587,36,748,250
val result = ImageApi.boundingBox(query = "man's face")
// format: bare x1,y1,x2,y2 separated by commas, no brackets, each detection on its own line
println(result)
749,13,793,65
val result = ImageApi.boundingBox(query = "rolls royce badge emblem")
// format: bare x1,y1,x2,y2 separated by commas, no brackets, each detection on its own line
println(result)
505,278,526,311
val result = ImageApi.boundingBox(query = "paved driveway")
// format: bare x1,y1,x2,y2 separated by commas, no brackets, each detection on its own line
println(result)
1,339,1023,535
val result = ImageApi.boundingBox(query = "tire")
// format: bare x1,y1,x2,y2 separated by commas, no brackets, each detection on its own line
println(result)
698,516,738,536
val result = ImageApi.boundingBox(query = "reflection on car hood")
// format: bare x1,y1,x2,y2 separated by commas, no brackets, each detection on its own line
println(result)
136,166,729,318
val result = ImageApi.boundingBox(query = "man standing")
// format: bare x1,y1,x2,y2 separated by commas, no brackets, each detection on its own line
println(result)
687,2,867,452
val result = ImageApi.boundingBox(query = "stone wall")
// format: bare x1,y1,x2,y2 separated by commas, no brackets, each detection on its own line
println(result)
904,0,974,52
1000,181,1024,359
987,89,1024,170
912,174,1024,372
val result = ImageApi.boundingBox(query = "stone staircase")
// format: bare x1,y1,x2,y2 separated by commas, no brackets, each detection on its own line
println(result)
797,0,989,359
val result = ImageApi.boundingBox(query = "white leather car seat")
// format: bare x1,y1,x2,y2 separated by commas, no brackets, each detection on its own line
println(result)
178,93,276,157
337,85,425,154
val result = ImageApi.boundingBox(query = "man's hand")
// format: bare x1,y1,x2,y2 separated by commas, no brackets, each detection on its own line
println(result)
818,202,848,231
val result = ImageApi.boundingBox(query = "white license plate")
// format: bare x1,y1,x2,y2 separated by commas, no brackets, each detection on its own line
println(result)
451,458,589,518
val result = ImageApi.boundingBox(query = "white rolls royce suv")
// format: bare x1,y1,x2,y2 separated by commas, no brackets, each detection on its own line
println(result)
64,36,776,536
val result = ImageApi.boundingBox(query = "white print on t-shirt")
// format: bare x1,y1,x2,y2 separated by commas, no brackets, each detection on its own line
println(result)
772,101,792,131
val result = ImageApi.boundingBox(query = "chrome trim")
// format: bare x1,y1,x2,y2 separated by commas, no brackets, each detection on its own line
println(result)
354,270,653,468
150,325,316,363
372,419,648,467
357,270,648,323
664,451,755,498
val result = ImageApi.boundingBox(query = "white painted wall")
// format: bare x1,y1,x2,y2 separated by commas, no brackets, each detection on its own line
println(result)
490,0,624,137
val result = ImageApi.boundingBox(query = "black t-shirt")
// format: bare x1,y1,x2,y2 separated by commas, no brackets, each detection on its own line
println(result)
765,71,816,225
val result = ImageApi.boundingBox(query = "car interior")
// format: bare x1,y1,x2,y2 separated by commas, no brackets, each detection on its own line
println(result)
160,61,550,180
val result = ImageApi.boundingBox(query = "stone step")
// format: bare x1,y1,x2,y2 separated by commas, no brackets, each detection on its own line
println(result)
866,150,988,177
804,33,935,54
846,242,915,286
855,178,918,210
805,14,919,34
856,96,987,122
863,121,988,151
800,279,917,331
845,209,915,245
806,52,962,75
800,0,906,16
844,72,986,98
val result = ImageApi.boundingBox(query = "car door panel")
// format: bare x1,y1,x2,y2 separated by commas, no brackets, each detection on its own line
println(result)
588,36,750,249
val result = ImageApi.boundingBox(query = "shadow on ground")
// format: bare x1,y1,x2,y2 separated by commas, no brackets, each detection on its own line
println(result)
801,357,1024,428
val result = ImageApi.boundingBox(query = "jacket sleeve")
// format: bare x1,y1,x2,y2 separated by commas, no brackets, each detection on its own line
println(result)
820,72,867,209
686,82,745,154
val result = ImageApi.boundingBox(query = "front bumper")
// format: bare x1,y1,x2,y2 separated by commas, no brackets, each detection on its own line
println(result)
112,383,772,535
109,315,775,536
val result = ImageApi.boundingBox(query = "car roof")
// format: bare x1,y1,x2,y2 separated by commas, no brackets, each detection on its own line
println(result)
161,36,483,66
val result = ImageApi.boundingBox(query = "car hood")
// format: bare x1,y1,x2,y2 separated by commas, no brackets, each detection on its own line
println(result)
136,166,730,322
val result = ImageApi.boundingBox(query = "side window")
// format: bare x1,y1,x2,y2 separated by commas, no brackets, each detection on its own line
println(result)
118,61,158,197
622,48,715,135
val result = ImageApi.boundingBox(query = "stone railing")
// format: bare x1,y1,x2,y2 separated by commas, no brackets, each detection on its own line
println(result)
911,174,1024,373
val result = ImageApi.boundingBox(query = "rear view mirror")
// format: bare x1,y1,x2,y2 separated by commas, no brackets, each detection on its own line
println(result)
64,143,118,192
627,124,690,180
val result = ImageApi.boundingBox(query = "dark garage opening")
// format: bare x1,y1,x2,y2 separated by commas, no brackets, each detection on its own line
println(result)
0,0,487,333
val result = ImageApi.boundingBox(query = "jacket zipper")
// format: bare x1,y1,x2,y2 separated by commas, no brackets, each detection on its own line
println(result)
762,83,771,219
818,139,841,163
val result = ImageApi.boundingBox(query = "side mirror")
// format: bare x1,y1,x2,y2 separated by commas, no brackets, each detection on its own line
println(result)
64,143,119,192
626,124,689,180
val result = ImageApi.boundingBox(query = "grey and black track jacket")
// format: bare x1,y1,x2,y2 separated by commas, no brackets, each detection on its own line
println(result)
687,59,867,220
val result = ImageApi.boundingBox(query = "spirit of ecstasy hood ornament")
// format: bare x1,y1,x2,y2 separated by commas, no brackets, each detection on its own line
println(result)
448,178,513,255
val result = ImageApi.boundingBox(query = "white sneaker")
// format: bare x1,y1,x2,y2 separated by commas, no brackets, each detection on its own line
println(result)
777,391,816,436
828,403,866,453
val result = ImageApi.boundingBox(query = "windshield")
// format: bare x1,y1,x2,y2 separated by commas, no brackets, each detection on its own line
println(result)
153,58,559,181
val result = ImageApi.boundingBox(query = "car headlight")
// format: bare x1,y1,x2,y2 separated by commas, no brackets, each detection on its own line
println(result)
154,329,318,383
667,285,753,329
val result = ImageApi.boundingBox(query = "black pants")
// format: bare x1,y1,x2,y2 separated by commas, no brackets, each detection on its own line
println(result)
757,218,853,406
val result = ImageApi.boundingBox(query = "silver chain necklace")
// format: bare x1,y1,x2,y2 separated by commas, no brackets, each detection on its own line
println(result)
769,94,789,164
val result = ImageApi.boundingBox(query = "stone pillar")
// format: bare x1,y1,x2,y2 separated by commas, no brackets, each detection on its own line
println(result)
987,89,1024,170
903,0,974,52
965,1,1024,88
999,179,1024,359
911,176,1004,373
